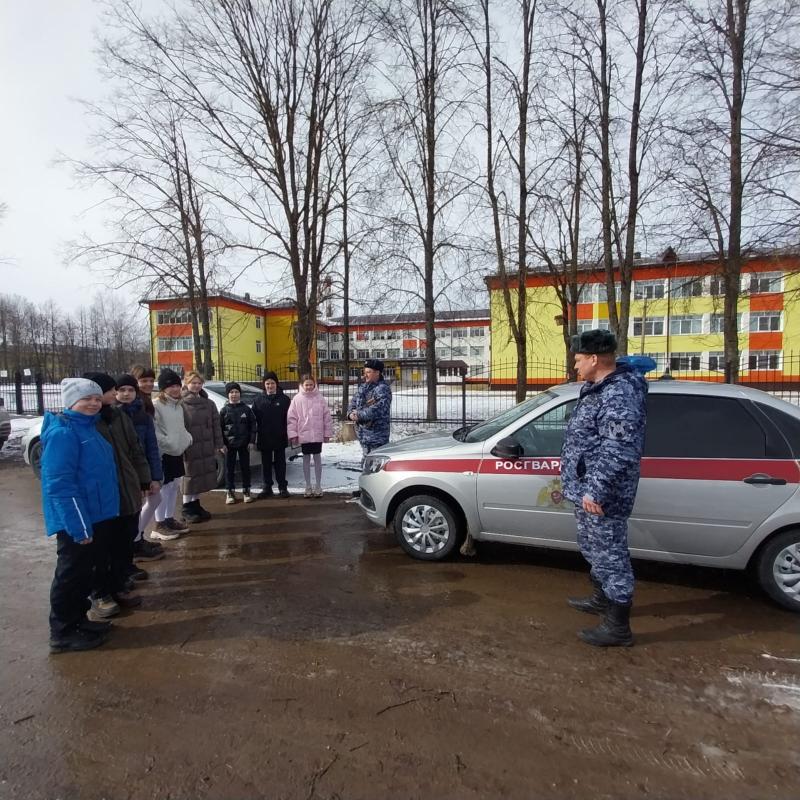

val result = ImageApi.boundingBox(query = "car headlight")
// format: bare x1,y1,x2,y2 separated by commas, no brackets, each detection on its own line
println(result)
363,455,390,474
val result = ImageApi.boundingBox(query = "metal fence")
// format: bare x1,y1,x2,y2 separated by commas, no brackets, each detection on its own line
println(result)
4,353,800,426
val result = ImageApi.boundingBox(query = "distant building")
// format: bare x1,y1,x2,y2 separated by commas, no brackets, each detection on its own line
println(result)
143,291,298,382
486,249,800,387
316,310,490,385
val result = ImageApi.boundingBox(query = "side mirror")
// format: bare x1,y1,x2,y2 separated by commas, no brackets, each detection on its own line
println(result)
491,436,523,460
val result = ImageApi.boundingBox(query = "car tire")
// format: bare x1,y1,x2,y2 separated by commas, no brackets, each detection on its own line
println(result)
754,529,800,612
29,439,43,479
393,494,463,561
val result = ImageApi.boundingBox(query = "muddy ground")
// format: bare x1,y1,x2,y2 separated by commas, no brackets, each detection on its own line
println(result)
0,459,798,800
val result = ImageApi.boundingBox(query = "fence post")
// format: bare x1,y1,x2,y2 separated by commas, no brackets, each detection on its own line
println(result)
14,372,23,415
461,371,467,429
35,373,45,416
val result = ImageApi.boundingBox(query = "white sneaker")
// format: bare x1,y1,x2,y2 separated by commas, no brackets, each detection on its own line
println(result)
226,491,236,505
303,487,313,498
90,595,120,619
243,491,254,504
313,487,323,498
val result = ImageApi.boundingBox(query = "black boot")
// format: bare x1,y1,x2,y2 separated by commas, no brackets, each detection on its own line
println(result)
578,600,634,647
568,577,608,615
195,500,212,521
182,500,206,524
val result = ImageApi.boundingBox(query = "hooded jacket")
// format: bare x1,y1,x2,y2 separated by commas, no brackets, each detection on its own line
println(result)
287,385,333,444
97,405,152,516
40,410,120,542
347,378,392,449
220,401,258,449
181,387,224,494
252,382,291,450
153,394,193,456
560,363,648,520
118,397,163,482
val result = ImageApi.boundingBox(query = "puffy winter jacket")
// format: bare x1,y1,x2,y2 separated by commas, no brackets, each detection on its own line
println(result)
347,379,392,449
287,386,333,444
97,405,151,516
40,410,120,542
153,394,192,456
220,401,257,449
560,363,648,520
181,388,224,494
118,397,163,482
252,389,291,450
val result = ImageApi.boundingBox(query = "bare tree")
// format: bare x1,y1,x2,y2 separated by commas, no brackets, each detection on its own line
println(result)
370,0,475,419
670,0,795,381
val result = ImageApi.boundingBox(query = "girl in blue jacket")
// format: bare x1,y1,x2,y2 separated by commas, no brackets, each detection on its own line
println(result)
43,378,120,653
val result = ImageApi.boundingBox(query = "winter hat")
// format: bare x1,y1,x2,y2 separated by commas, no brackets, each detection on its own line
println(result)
115,374,139,391
61,378,103,410
263,371,279,384
82,372,116,394
225,381,242,396
364,358,384,372
158,368,182,391
570,330,617,355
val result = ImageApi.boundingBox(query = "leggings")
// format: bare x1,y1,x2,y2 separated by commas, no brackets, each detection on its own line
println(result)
155,480,180,523
137,489,161,540
302,453,322,488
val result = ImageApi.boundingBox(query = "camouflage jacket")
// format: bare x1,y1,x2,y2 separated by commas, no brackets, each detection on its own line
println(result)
347,379,392,448
560,363,648,519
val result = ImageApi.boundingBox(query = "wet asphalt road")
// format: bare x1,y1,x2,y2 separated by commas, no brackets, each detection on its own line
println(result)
0,459,799,800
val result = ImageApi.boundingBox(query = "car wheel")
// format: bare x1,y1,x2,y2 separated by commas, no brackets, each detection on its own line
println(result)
29,439,43,479
754,529,800,612
393,494,462,561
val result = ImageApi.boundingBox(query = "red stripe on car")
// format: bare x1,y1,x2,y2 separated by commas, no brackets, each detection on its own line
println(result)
383,457,800,482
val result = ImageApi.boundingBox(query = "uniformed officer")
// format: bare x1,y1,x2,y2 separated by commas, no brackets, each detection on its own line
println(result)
560,330,648,647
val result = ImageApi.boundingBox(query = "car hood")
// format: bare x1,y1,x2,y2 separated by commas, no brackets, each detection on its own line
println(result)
373,431,463,455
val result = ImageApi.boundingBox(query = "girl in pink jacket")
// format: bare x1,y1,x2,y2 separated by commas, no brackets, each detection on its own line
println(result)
287,375,333,497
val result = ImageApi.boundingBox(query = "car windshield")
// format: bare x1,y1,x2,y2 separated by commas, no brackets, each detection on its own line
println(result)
460,391,559,443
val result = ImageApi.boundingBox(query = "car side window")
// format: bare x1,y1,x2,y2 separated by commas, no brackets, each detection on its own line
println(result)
510,401,577,456
644,395,770,458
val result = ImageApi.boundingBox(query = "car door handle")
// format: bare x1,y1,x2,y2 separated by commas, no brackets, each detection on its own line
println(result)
743,473,788,486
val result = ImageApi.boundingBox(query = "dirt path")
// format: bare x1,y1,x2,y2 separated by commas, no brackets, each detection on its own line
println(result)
1,461,798,799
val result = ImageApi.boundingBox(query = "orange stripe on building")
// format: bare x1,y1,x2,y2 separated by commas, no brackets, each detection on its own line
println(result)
748,331,783,350
749,293,783,311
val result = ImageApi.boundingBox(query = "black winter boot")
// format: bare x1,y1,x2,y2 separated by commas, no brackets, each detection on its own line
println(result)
578,601,634,647
182,500,206,524
567,577,609,615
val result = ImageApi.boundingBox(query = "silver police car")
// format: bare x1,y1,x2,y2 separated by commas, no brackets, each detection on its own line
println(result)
358,380,800,612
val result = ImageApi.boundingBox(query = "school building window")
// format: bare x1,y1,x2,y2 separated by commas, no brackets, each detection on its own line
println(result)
670,277,703,298
748,350,781,370
670,315,703,335
597,284,621,301
357,349,369,359
452,346,467,357
256,341,262,353
329,350,340,360
158,336,193,352
632,316,664,336
709,313,743,333
255,365,263,377
386,348,400,358
669,352,701,371
643,352,666,371
576,319,594,334
749,311,782,332
596,319,611,330
709,276,726,296
470,345,485,357
372,349,385,359
634,279,665,300
451,328,468,338
749,272,782,294
470,327,485,337
403,348,417,358
386,329,400,340
255,317,262,329
576,284,594,303
707,351,725,371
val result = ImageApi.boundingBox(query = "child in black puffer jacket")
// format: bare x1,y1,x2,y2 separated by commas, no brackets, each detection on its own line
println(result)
220,382,258,504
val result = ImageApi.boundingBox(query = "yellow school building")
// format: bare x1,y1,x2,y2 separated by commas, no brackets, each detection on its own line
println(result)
487,251,800,387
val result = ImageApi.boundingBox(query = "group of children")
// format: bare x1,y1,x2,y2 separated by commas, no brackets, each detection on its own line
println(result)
42,368,334,653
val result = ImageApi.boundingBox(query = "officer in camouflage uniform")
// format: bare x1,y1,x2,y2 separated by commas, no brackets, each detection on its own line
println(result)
348,359,392,457
560,330,648,647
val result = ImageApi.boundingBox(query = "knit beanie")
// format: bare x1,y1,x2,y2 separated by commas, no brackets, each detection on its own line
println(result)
115,374,139,391
225,381,242,396
158,369,182,391
82,371,116,394
61,378,103,410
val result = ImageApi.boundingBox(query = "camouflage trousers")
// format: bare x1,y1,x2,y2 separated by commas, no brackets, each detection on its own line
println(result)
574,508,634,604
